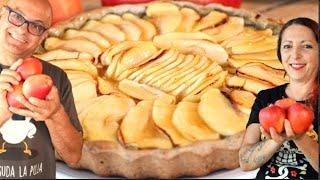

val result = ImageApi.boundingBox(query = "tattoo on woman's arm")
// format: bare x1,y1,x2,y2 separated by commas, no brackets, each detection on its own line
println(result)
240,140,268,164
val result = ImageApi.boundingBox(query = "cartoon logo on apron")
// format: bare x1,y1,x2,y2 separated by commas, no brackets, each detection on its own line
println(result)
0,117,36,156
265,141,309,179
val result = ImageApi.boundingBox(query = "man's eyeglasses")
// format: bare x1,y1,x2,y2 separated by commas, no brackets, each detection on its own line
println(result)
4,6,48,36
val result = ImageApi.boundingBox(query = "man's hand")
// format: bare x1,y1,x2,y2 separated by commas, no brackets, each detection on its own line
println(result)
0,59,23,125
260,120,314,145
9,84,83,165
9,86,62,122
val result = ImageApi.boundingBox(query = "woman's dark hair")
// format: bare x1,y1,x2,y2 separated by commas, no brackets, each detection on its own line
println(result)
277,17,319,61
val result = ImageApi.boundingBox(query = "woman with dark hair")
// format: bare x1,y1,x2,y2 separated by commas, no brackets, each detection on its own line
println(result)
239,17,319,179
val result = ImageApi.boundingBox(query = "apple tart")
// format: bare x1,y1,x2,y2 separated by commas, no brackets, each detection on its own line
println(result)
35,1,288,178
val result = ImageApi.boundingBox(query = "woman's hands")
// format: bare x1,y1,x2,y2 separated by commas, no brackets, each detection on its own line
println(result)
260,119,314,144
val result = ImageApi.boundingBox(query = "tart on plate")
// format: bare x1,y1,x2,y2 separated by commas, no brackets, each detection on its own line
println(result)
35,1,287,178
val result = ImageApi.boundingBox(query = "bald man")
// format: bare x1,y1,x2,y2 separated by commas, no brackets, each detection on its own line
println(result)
0,0,83,178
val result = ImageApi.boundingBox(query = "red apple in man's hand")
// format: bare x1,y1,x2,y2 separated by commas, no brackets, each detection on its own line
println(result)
275,98,296,110
287,103,314,134
22,75,53,100
259,105,286,134
6,82,25,108
16,57,43,80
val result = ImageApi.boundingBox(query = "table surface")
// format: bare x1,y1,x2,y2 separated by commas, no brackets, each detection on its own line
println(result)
56,161,260,179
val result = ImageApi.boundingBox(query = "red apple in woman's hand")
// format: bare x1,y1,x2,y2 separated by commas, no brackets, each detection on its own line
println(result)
287,103,314,134
259,105,286,134
16,57,43,80
6,82,25,108
275,98,296,110
22,75,53,100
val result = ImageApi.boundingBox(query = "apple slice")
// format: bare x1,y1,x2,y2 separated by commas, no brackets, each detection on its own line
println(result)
114,42,158,78
184,71,228,99
237,62,287,86
231,36,277,54
49,59,98,78
101,14,142,41
44,37,102,60
122,13,157,40
34,49,93,62
176,63,223,97
82,95,135,142
234,104,252,116
72,80,97,102
65,70,94,82
231,49,277,61
149,54,193,87
63,29,111,49
127,50,175,81
81,20,125,44
199,88,248,136
204,17,244,43
162,56,209,92
100,41,144,66
76,96,104,117
177,8,200,32
153,32,216,49
118,79,176,104
132,51,179,83
69,76,93,88
120,100,173,149
116,50,164,81
106,52,123,80
97,77,120,95
228,58,283,70
229,89,256,109
193,11,227,32
226,75,246,88
146,2,182,34
241,76,274,95
168,60,220,96
77,96,105,139
141,54,185,85
151,54,197,88
172,101,220,141
221,28,272,48
170,39,228,64
152,99,191,146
